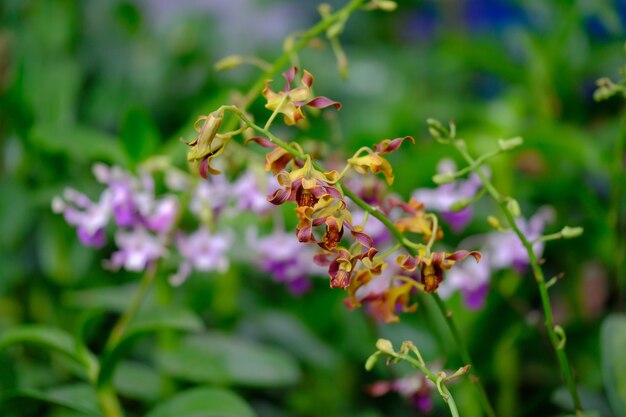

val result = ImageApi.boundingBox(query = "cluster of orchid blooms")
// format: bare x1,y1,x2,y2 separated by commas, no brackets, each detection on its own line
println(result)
53,67,552,316
52,66,557,413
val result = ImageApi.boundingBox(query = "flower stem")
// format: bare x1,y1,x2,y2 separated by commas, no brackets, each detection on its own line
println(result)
610,110,626,308
451,139,583,413
96,385,125,417
225,107,497,417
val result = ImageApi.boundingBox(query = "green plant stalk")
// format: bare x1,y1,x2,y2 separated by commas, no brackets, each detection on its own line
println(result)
611,110,626,308
95,188,192,417
452,140,583,414
396,353,461,417
226,106,497,417
96,384,125,417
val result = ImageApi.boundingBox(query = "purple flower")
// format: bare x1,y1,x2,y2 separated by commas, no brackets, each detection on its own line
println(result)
94,164,179,233
412,159,484,232
169,226,233,286
247,228,324,295
106,227,167,272
190,175,231,218
52,188,112,248
369,374,435,413
438,206,554,309
231,169,278,215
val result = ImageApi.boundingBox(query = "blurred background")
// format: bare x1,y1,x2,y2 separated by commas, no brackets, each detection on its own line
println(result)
1,0,626,416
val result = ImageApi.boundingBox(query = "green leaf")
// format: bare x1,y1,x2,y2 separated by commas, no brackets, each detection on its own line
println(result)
145,387,256,417
120,107,160,166
113,361,162,402
63,284,145,313
28,123,126,164
601,314,626,417
157,333,300,388
0,325,97,375
98,307,203,387
0,384,102,416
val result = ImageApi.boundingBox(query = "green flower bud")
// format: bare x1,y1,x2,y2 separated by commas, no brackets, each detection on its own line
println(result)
377,1,398,11
506,198,521,218
214,55,244,71
375,338,395,355
365,352,380,371
449,198,472,211
560,226,583,238
498,136,524,151
432,172,457,185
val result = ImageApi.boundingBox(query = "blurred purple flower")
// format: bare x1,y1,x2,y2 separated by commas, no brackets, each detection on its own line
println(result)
106,227,167,272
170,226,233,286
247,228,324,295
412,159,484,232
94,164,179,233
52,188,112,248
231,169,279,215
369,374,434,413
439,206,554,309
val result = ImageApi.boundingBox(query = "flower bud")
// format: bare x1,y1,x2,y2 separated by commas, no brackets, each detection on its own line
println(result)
449,198,471,211
214,55,244,71
377,1,398,11
560,226,583,238
375,338,395,355
487,215,501,230
506,198,521,218
432,172,457,185
426,118,446,139
498,136,524,151
365,352,380,371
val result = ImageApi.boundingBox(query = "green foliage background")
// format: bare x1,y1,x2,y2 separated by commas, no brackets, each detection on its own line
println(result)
0,0,625,416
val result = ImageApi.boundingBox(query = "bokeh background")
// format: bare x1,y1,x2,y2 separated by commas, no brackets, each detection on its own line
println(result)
1,0,626,416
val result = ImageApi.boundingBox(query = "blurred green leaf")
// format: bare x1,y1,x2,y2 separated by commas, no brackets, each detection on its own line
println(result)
0,384,102,416
0,180,33,249
552,386,614,417
0,325,97,375
98,307,203,387
120,107,160,166
157,333,301,387
601,314,626,417
113,360,162,402
28,124,125,164
145,387,256,417
63,284,147,313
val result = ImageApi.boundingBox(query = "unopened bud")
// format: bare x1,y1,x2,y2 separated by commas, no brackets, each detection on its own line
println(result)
498,136,524,151
449,198,471,211
506,198,521,218
377,1,398,11
487,216,501,230
318,3,332,17
432,172,456,185
327,20,346,38
426,118,446,139
214,55,244,71
560,226,583,238
375,338,394,355
365,352,380,371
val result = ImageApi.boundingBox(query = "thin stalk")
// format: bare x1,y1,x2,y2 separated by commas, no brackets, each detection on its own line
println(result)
96,385,125,417
452,140,583,414
225,106,496,417
610,110,626,309
398,353,461,417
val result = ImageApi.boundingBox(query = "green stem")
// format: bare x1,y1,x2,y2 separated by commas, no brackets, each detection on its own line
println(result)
224,106,497,417
400,353,461,417
611,110,626,309
96,385,125,417
104,264,157,351
452,140,583,413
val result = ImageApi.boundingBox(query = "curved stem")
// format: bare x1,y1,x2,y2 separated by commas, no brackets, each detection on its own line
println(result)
452,140,583,413
224,106,497,417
